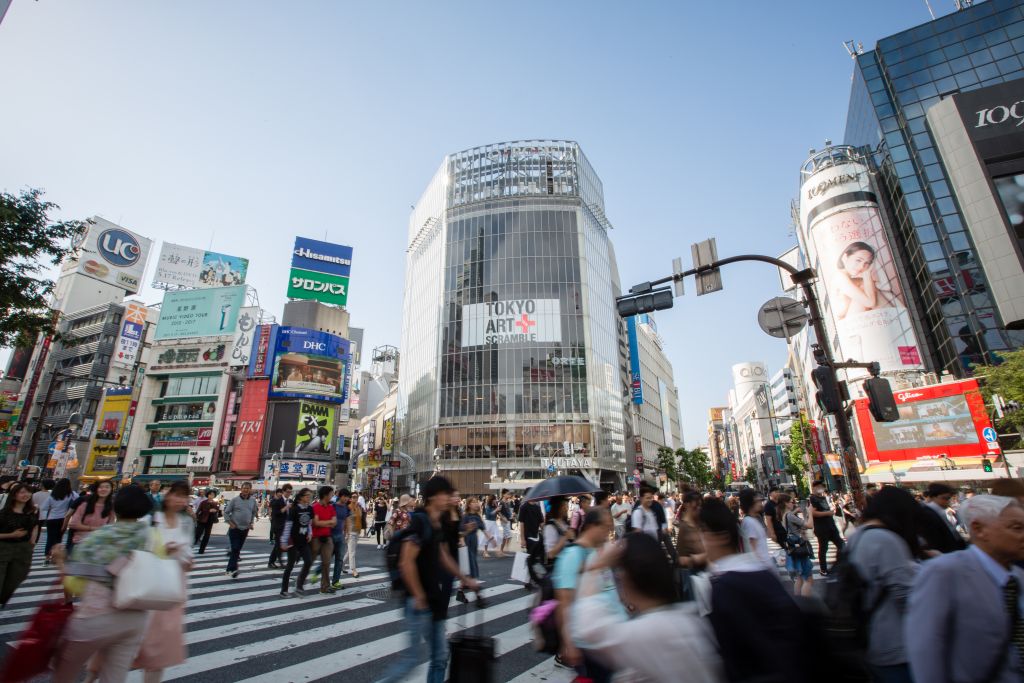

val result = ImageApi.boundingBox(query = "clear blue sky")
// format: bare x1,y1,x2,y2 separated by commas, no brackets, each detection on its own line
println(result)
0,0,949,446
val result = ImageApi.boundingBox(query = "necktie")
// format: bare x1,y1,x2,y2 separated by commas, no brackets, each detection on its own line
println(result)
1005,576,1024,662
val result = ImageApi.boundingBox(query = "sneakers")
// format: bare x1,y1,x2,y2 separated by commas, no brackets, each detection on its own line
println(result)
279,591,290,598
456,589,468,603
331,580,343,590
309,573,320,584
231,570,240,579
294,588,306,598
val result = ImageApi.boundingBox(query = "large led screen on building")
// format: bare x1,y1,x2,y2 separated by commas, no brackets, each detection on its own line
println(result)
269,327,350,404
799,160,923,379
155,286,246,340
296,401,334,455
853,379,1000,462
460,299,561,347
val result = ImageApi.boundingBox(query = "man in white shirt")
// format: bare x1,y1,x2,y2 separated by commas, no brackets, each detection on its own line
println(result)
611,494,631,539
631,488,660,538
738,489,774,570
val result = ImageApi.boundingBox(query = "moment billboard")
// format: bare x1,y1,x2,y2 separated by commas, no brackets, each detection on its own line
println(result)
269,326,351,404
153,242,249,289
154,285,246,341
287,237,353,307
799,158,923,380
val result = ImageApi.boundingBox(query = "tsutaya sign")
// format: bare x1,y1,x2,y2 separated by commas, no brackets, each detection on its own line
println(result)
461,299,561,346
541,456,594,469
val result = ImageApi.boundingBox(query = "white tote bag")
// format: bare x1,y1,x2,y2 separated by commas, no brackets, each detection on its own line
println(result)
458,545,471,576
510,551,530,584
112,529,185,611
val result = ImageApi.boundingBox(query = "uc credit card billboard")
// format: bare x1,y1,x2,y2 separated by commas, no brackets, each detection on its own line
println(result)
269,327,350,404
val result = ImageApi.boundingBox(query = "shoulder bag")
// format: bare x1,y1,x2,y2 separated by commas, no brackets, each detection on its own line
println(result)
112,527,185,610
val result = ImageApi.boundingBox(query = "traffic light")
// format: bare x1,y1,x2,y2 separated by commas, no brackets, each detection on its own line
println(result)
982,458,993,473
616,288,674,317
812,365,845,414
864,376,900,422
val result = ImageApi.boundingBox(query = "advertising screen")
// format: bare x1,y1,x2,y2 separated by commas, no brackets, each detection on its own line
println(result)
153,242,249,289
296,401,334,454
112,302,147,369
269,327,350,403
155,286,246,340
854,379,999,462
461,298,562,347
86,387,132,477
799,161,923,379
230,379,269,474
67,217,153,294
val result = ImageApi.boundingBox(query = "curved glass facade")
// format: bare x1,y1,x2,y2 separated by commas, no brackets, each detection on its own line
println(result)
398,141,628,491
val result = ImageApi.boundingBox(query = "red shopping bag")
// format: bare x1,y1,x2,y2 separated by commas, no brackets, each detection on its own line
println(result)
1,597,74,682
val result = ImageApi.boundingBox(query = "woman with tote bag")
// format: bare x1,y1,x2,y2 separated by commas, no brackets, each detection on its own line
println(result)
133,481,195,682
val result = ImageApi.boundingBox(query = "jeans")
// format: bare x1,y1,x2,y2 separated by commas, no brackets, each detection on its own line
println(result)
374,521,386,545
315,535,345,583
44,518,64,558
815,523,844,573
376,599,447,683
282,537,313,592
0,542,32,606
195,521,214,554
465,533,480,579
226,527,249,572
268,521,285,565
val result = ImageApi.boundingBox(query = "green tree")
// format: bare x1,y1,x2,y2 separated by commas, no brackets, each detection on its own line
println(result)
744,464,758,486
976,349,1024,448
0,189,85,347
676,447,714,490
786,416,811,498
656,446,678,482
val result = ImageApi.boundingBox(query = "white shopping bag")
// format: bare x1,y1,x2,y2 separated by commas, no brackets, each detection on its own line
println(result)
510,551,530,584
458,545,471,575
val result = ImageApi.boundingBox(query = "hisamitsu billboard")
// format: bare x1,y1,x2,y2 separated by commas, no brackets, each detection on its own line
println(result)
291,237,353,278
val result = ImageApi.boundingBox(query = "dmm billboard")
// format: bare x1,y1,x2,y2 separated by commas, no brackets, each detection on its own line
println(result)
853,378,999,462
155,286,246,340
269,327,350,404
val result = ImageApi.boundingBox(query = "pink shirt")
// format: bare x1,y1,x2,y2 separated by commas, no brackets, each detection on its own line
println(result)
69,501,114,543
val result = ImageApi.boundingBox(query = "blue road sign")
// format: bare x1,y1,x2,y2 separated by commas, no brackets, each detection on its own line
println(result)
983,427,998,443
48,442,57,456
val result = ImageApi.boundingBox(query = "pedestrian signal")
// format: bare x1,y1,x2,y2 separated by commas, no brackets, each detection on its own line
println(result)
982,458,993,473
864,376,899,422
812,366,844,414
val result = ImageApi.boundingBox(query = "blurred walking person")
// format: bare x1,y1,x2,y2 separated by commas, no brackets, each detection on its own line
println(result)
280,487,314,597
309,486,337,594
193,490,220,554
68,479,114,546
223,482,257,578
268,484,292,569
373,495,389,549
40,478,75,563
345,490,363,577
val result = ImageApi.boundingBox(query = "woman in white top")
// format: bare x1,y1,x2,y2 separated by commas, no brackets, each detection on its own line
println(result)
133,481,195,682
41,478,76,562
543,496,571,566
737,489,774,570
574,534,724,682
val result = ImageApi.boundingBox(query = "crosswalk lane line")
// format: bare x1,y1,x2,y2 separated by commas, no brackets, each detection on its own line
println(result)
145,583,526,682
506,658,565,682
233,588,536,683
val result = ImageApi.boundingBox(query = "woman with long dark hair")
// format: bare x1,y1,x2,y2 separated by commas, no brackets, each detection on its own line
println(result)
846,486,924,683
0,483,39,606
40,477,76,562
68,479,114,544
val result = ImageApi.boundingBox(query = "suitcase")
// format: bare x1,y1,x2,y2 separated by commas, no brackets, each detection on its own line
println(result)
448,592,495,683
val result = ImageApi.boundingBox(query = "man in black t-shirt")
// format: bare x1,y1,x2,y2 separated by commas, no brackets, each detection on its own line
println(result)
808,480,844,575
378,476,479,683
267,484,292,568
762,486,786,547
518,493,544,590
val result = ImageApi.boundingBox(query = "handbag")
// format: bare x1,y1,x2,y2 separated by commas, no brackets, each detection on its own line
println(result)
510,551,530,584
784,518,811,559
458,544,471,575
1,585,74,682
112,528,185,610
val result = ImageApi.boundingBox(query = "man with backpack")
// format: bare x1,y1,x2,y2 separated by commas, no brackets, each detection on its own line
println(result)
377,476,479,683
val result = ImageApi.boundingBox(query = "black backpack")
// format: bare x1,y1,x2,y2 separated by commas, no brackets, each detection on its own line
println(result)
385,511,431,591
820,527,888,682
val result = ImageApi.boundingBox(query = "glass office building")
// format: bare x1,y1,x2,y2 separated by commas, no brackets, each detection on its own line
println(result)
844,0,1024,375
398,141,629,492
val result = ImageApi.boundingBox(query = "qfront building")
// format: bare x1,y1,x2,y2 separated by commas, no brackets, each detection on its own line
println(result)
398,141,630,492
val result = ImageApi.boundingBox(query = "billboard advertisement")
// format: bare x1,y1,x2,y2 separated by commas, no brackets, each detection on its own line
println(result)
263,459,329,481
627,316,643,404
296,401,334,454
853,379,999,462
150,427,213,449
291,237,353,277
112,302,147,369
85,387,132,477
799,159,923,379
461,299,562,347
287,267,349,306
248,324,276,377
229,307,259,368
231,378,269,474
269,327,350,404
66,217,153,294
155,285,246,340
153,242,249,289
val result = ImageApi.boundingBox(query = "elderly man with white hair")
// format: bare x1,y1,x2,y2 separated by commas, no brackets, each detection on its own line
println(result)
905,494,1024,683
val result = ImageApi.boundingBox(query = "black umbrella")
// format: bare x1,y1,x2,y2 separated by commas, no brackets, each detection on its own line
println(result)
522,475,601,502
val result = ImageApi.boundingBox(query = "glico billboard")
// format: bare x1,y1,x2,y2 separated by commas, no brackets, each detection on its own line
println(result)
268,327,351,404
799,151,923,380
853,378,1000,462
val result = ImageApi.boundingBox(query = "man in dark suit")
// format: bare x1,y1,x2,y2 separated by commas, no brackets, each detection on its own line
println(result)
918,482,967,554
906,495,1024,683
518,491,544,590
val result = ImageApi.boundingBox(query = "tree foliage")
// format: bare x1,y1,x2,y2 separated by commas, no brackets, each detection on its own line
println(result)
976,349,1024,448
786,416,811,498
0,189,85,347
676,446,714,490
744,464,758,486
656,446,678,482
